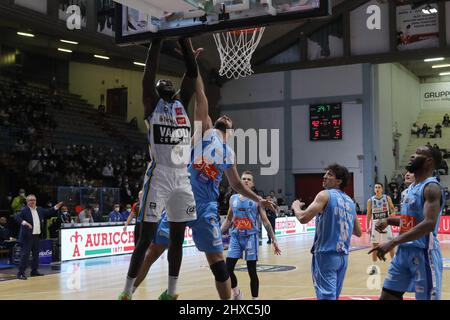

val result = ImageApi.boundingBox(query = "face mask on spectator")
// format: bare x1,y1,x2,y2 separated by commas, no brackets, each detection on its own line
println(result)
94,207,99,212
114,207,120,212
127,208,131,213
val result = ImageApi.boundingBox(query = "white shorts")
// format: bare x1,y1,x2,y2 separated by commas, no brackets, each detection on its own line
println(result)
371,222,393,244
138,162,197,223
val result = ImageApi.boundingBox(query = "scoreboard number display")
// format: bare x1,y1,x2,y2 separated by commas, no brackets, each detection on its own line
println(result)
310,103,342,141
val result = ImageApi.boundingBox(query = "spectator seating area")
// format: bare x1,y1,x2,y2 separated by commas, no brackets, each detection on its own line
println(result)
0,75,149,215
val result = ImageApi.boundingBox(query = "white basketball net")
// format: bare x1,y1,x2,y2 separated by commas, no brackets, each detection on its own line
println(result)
213,27,265,80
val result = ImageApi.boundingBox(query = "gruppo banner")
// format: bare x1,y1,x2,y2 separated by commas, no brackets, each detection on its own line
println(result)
261,216,316,239
396,2,439,51
358,215,450,235
421,82,450,110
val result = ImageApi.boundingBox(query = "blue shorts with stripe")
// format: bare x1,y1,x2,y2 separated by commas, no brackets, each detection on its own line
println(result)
383,246,443,300
154,202,223,253
227,232,259,261
311,252,348,300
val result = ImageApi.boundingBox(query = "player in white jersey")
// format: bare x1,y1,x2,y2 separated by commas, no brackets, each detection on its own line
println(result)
119,38,198,300
366,182,396,275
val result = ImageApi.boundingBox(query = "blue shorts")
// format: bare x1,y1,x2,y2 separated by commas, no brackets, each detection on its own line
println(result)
190,202,223,253
153,212,170,246
154,202,223,253
311,252,348,300
383,246,442,300
227,232,259,261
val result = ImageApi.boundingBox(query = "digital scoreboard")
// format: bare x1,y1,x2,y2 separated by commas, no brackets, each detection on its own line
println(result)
310,103,342,141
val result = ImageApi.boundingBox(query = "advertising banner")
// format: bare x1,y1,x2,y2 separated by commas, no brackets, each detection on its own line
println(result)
61,225,196,261
261,216,315,239
396,3,439,50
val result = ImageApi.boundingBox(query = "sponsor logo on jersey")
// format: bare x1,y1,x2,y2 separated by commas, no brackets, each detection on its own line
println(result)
149,202,157,209
400,215,418,233
176,116,186,125
234,217,253,230
159,115,175,125
153,124,190,145
175,107,183,115
192,156,220,181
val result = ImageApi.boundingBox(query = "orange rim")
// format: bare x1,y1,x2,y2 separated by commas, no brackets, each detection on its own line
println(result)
228,27,262,35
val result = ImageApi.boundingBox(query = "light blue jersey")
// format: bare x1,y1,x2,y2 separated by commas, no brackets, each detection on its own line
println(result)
188,129,234,205
227,194,260,261
399,177,444,249
187,129,234,253
312,189,357,255
230,194,259,236
384,176,444,300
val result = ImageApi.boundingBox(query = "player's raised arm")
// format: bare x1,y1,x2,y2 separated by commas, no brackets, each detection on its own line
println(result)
142,38,162,119
386,195,396,215
195,71,213,132
178,38,198,110
224,165,277,213
292,191,329,224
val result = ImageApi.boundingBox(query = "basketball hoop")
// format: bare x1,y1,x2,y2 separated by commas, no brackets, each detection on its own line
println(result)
213,26,265,80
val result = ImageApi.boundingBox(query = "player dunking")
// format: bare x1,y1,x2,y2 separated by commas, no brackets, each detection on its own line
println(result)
118,37,198,300
221,170,281,300
131,45,277,300
291,164,362,300
366,182,396,275
369,146,444,300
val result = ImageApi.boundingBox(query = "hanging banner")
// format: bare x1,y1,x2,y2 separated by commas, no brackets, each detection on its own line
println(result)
396,3,439,50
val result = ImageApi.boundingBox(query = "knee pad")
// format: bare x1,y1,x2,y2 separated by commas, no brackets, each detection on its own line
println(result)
210,260,229,282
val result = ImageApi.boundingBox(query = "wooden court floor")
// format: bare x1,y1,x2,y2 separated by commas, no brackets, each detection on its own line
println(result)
0,233,449,300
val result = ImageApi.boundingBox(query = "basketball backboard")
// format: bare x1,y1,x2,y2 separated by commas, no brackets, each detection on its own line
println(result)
114,0,331,45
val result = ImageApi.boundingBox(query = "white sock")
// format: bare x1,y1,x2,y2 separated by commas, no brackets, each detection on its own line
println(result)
168,276,178,296
232,287,240,296
123,276,136,296
252,297,259,300
132,286,137,294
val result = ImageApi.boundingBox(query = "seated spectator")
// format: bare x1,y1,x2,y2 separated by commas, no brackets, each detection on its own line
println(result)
433,143,440,150
411,122,420,138
109,204,123,222
11,189,26,214
121,204,132,221
426,141,432,149
439,159,448,175
77,206,94,224
0,217,13,247
59,206,74,224
433,123,442,138
92,203,104,222
421,123,429,137
443,113,450,127
128,117,138,129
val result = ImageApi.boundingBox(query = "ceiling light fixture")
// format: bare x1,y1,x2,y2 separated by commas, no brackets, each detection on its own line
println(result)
432,64,450,69
440,72,450,76
17,32,35,37
94,54,110,60
133,62,145,66
60,39,78,45
424,57,444,62
58,48,72,53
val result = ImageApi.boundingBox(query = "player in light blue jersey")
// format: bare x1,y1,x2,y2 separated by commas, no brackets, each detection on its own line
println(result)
291,164,362,300
153,47,277,300
221,171,281,300
370,146,444,300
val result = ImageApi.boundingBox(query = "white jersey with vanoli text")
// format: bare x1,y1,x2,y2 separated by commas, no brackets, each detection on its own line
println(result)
145,98,191,168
